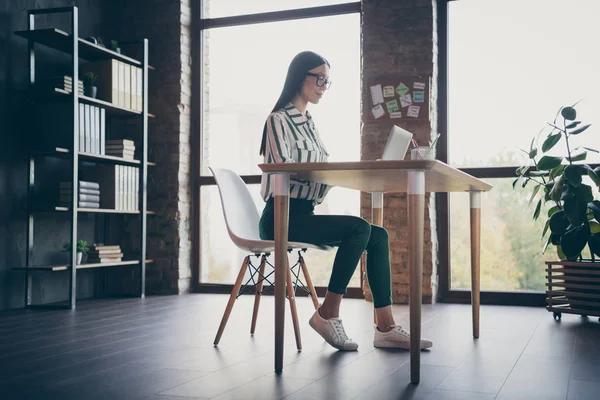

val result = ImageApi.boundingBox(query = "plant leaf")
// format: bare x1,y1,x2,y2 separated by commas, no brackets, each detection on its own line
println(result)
561,223,591,258
542,133,561,152
542,218,551,239
533,198,542,221
590,221,600,234
549,210,570,234
550,164,565,179
529,148,538,159
547,205,560,218
588,233,600,257
564,196,587,226
561,106,577,121
568,151,587,162
569,124,591,135
530,170,548,177
529,185,541,206
564,165,583,187
575,184,594,204
588,200,600,221
512,177,520,189
566,121,581,129
557,244,567,260
542,234,552,254
583,146,599,153
537,155,563,170
584,165,600,187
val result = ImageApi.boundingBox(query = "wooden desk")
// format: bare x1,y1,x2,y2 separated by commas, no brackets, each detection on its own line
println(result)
258,160,492,383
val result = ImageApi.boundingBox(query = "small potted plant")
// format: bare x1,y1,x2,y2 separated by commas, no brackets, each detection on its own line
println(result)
82,72,98,98
109,39,121,54
63,240,89,265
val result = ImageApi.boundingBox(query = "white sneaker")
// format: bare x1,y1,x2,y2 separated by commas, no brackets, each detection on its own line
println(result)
373,325,433,350
308,309,359,351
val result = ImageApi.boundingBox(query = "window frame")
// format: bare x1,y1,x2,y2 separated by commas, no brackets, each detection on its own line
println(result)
437,0,600,306
190,1,363,296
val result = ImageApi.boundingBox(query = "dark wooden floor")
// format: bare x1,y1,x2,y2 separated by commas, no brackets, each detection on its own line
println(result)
1,293,599,400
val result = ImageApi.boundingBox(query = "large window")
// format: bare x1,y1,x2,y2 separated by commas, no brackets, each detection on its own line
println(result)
197,4,361,288
447,0,600,292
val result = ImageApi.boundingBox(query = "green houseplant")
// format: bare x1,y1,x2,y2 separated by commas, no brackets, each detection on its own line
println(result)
63,239,89,264
514,105,599,261
82,72,97,98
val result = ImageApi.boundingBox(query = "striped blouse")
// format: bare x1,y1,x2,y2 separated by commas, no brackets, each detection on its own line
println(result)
260,103,331,204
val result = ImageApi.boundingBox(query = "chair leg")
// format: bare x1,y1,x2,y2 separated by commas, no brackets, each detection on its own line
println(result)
286,257,302,351
214,255,250,346
250,255,267,335
299,254,319,310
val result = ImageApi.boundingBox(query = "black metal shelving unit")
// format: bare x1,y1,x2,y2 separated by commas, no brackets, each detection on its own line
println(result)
14,6,153,309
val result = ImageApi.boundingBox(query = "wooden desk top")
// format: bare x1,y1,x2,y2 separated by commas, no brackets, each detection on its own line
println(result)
259,160,492,193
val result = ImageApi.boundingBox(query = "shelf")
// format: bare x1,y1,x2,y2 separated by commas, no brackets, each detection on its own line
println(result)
31,147,156,166
52,207,156,214
48,88,155,118
13,259,154,272
14,28,154,68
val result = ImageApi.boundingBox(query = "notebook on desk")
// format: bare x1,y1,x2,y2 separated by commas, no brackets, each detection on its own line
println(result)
380,125,414,161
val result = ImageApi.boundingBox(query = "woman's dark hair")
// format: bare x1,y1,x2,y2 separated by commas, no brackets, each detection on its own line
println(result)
259,51,330,156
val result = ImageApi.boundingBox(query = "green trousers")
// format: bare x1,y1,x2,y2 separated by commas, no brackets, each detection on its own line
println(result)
259,198,392,308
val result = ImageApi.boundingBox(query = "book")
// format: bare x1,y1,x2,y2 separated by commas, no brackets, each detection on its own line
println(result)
59,181,100,190
60,188,100,195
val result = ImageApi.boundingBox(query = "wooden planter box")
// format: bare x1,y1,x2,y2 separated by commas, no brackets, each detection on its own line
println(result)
546,260,600,322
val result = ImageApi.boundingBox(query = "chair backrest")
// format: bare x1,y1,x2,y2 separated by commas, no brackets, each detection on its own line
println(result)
209,167,262,245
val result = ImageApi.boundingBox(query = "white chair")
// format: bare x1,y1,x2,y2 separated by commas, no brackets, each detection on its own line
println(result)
210,167,331,350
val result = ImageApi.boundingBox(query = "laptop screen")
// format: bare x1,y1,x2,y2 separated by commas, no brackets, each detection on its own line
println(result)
381,125,413,161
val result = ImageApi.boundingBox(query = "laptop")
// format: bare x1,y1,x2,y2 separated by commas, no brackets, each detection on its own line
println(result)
380,125,413,161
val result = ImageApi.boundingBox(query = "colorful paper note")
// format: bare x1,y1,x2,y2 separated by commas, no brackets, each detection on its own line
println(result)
407,105,420,118
383,86,395,98
400,94,412,108
390,111,402,119
413,90,425,103
370,84,384,105
395,82,410,97
414,82,426,90
372,104,385,119
386,99,399,113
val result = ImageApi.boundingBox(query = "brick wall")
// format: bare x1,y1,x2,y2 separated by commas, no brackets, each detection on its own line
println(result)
107,0,193,294
361,0,439,304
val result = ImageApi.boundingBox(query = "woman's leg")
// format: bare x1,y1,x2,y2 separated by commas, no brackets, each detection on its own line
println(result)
261,212,372,317
364,225,396,331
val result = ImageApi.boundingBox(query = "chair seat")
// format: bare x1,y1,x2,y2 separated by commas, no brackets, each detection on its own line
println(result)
234,238,333,254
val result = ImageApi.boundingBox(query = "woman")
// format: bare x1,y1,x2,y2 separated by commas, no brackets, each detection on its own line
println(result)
258,51,433,352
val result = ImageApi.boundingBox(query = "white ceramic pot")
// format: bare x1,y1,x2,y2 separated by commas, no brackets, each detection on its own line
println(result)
77,252,83,265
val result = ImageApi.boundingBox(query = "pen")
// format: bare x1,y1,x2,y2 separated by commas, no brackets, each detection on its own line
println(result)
423,133,441,159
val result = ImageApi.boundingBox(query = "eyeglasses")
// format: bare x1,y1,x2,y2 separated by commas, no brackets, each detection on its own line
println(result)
306,73,332,89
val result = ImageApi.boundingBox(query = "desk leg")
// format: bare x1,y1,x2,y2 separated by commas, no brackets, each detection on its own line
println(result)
470,191,481,339
273,174,290,372
372,192,383,325
408,171,424,385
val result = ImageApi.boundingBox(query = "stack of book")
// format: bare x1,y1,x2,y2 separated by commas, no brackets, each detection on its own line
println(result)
59,181,100,209
38,75,84,95
105,139,135,160
87,245,123,264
